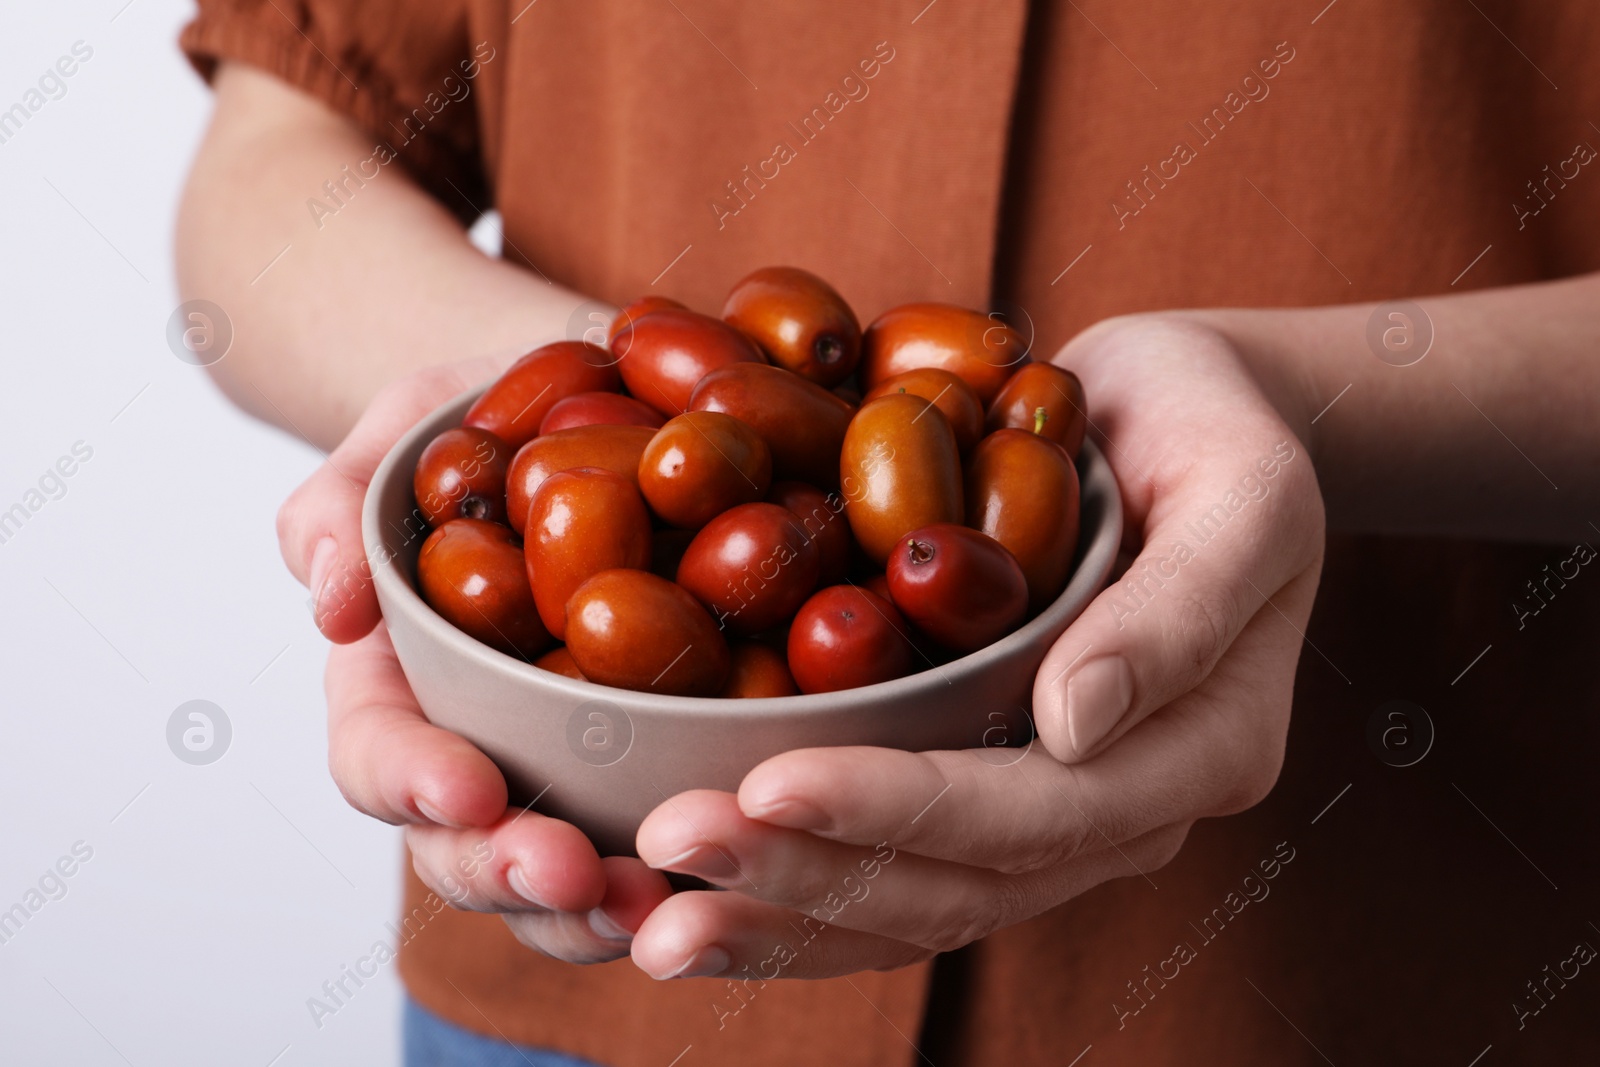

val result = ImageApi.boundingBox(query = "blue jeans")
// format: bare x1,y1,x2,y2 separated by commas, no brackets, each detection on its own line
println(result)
403,997,605,1067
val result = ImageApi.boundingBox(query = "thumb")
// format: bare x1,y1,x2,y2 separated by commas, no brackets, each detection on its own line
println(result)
1032,444,1322,763
279,363,488,644
278,459,380,644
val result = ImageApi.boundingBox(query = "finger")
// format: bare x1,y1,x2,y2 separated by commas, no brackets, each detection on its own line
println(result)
502,911,631,966
638,789,1024,950
593,855,676,937
407,807,607,914
325,624,507,828
278,362,488,643
280,463,379,645
501,857,674,965
631,889,928,981
631,824,1188,979
742,606,1298,872
741,744,1125,871
1032,432,1323,764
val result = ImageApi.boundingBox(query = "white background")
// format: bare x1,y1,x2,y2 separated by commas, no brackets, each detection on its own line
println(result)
0,4,472,1063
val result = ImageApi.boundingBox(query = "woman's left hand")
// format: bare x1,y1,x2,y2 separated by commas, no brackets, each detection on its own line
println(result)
627,315,1326,980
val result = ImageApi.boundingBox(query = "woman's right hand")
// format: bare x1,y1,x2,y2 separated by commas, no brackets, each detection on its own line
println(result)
276,362,673,962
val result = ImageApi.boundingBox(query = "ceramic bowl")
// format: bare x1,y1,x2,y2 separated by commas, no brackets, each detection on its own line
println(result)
364,385,1122,856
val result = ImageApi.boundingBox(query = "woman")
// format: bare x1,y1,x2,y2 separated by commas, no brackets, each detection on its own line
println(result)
177,1,1600,1062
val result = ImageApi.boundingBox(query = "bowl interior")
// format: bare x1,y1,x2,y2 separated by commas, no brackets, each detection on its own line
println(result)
362,384,1123,718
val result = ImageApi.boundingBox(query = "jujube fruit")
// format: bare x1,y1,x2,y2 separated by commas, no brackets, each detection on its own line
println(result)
532,645,587,680
720,642,799,698
505,424,655,534
539,392,665,435
416,519,551,659
860,303,1029,404
767,481,851,586
721,266,860,387
612,308,764,416
884,524,1028,652
413,427,509,526
965,429,1081,614
524,468,652,639
689,362,854,487
787,586,914,694
638,411,772,529
676,502,821,635
463,341,621,449
839,393,963,566
609,295,686,343
985,363,1088,459
863,367,985,454
565,569,731,697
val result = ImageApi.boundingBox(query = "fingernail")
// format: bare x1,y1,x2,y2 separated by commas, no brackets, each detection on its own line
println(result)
1066,656,1133,759
308,536,338,616
653,945,731,980
506,864,553,909
744,798,831,832
413,796,465,829
646,845,741,883
587,907,633,942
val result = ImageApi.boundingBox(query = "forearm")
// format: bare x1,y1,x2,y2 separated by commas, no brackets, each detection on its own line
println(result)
1176,272,1600,542
176,63,593,450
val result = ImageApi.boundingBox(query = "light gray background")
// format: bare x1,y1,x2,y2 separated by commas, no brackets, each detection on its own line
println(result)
0,4,501,1062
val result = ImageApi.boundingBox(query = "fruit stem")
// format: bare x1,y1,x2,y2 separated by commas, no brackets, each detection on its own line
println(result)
907,539,935,565
1032,406,1049,436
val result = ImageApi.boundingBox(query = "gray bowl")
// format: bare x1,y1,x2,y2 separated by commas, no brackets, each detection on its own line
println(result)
364,385,1122,856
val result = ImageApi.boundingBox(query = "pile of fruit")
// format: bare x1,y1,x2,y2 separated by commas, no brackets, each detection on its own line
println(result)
411,267,1084,698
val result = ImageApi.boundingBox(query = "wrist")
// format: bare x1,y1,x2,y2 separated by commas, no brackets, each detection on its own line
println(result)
1057,309,1324,464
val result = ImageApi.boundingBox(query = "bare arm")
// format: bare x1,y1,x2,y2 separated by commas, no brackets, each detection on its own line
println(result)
175,62,593,450
173,63,675,966
1168,274,1600,542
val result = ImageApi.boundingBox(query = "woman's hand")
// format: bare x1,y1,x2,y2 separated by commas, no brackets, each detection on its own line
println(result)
628,315,1326,980
278,363,672,963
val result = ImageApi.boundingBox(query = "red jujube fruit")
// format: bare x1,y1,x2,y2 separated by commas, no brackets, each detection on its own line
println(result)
464,341,621,449
676,502,821,635
565,569,731,697
786,586,914,694
884,524,1028,652
416,518,551,659
524,468,652,640
612,309,764,416
413,427,509,526
721,266,861,387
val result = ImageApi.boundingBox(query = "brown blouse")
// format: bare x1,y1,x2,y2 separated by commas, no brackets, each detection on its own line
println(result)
183,2,1600,1063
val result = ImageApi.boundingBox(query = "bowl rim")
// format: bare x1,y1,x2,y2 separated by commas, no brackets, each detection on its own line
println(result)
363,383,1122,718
